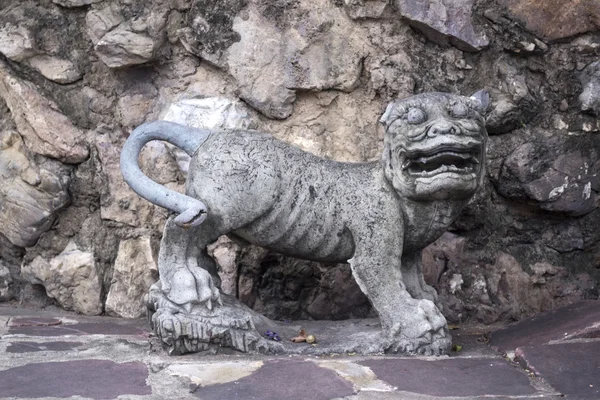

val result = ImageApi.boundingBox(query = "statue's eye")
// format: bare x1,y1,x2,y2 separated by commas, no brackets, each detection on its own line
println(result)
406,107,427,124
451,103,469,118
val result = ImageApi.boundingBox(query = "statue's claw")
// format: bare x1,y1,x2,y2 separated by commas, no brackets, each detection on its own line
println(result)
174,203,207,227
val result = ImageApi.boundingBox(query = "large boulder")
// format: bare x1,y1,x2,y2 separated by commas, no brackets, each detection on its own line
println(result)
579,60,600,115
21,242,102,315
394,0,489,51
105,237,158,318
0,61,88,164
179,0,366,118
0,131,71,247
86,2,168,68
497,0,600,41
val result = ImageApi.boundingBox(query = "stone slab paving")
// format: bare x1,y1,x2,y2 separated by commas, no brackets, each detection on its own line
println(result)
516,341,600,400
0,360,152,399
360,358,536,397
193,359,356,400
3,302,596,399
490,300,600,352
6,340,82,353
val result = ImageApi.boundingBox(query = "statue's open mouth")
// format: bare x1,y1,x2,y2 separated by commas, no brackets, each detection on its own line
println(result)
402,147,481,178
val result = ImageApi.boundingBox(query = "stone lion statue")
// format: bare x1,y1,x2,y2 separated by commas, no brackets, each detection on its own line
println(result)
120,91,489,355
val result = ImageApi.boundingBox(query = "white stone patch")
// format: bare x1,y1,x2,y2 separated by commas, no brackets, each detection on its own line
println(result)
27,55,82,84
583,182,592,200
0,25,36,62
317,361,395,392
167,361,263,386
449,273,464,294
548,177,569,201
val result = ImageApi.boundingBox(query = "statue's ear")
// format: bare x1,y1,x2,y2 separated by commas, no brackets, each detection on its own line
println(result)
379,102,395,129
470,90,490,113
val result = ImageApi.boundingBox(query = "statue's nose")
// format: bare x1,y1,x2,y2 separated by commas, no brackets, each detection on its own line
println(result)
428,121,457,137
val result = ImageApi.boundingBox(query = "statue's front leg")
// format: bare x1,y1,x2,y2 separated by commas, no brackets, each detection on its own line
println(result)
348,223,451,355
401,251,442,310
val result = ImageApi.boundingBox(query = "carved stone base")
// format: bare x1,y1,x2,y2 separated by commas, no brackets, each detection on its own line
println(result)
148,287,451,356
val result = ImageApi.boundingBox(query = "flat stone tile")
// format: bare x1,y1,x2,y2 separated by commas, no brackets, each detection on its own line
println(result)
490,301,600,352
360,358,537,397
516,341,600,399
6,341,82,353
0,359,151,399
8,317,62,327
194,359,355,400
8,321,148,337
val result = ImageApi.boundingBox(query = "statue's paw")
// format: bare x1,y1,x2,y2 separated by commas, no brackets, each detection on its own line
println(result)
383,298,450,354
385,332,451,355
162,266,221,312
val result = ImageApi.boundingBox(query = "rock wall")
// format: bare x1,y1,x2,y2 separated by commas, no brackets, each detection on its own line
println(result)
0,0,598,324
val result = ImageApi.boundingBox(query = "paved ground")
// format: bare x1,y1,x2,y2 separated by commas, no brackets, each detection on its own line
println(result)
0,300,598,400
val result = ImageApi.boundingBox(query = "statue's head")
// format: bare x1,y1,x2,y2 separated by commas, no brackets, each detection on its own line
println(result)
380,91,488,201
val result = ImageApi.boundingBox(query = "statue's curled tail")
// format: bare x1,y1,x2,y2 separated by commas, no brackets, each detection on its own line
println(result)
120,120,211,227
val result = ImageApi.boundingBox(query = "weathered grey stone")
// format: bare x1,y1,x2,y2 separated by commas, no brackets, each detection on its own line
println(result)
115,84,158,130
105,237,158,318
0,130,71,248
498,142,599,216
0,263,13,301
579,60,600,115
85,5,124,45
179,0,366,118
485,60,536,134
21,242,102,315
27,55,82,84
394,0,488,51
0,61,89,164
53,0,102,7
0,25,37,62
207,236,241,297
343,0,393,20
121,91,489,355
423,233,596,325
95,29,156,68
497,0,600,41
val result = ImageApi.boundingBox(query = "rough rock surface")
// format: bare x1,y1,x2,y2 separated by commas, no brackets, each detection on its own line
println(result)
0,263,12,301
0,131,71,247
0,61,88,163
497,0,600,41
394,0,489,51
26,55,82,84
105,237,158,318
0,0,596,327
21,242,102,315
179,0,366,118
579,60,600,115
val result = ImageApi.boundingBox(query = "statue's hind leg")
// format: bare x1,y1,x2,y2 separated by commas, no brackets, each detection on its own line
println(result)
148,217,277,355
